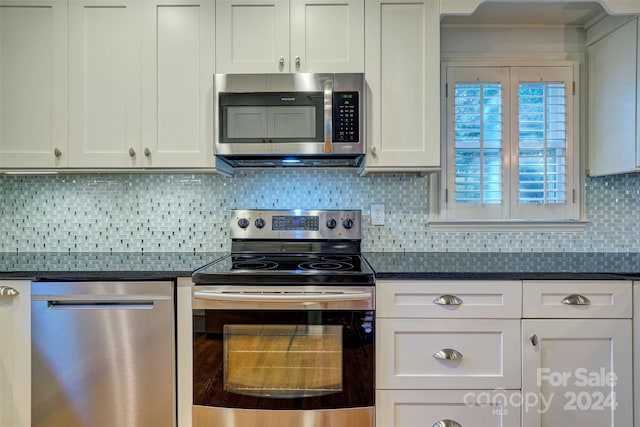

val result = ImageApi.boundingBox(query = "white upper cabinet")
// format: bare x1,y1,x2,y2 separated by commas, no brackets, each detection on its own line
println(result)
289,0,364,73
68,0,141,168
140,0,215,168
0,0,68,168
216,0,364,73
587,16,639,176
362,0,440,173
69,0,215,169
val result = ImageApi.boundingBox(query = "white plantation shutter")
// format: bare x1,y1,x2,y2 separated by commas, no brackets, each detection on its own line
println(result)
510,66,576,220
445,67,510,220
443,64,578,222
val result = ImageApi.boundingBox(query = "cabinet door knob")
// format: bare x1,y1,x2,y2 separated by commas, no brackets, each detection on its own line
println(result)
279,56,285,66
144,147,151,157
432,348,463,360
433,294,463,306
561,294,590,305
54,148,62,158
433,419,462,427
0,286,19,297
294,55,301,68
129,148,136,157
370,145,377,155
530,334,538,347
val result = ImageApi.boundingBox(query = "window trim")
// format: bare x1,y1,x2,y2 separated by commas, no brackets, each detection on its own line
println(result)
433,55,585,231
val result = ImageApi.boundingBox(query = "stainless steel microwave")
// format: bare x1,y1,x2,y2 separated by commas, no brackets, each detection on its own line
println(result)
213,73,365,168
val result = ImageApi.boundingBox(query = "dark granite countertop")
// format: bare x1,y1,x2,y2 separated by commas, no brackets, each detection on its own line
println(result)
0,252,228,281
364,252,640,280
1,252,640,282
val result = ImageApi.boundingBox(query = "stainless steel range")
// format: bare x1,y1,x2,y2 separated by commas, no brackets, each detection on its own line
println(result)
191,209,374,427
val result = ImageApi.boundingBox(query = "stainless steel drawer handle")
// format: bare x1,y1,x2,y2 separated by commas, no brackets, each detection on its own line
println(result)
432,348,463,361
0,286,19,297
561,294,591,305
433,419,462,427
433,294,463,306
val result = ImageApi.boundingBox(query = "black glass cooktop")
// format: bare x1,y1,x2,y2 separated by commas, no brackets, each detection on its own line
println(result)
192,254,375,285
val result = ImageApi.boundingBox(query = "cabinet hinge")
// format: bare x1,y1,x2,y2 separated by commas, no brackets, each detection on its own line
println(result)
572,81,575,95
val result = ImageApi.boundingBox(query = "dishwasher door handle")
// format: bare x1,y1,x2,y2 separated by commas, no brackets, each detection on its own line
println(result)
46,300,155,310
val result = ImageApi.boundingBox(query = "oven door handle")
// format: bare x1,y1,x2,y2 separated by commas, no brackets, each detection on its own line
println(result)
193,291,372,304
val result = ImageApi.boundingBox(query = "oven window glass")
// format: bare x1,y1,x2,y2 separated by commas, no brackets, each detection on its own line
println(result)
193,309,374,410
224,324,342,398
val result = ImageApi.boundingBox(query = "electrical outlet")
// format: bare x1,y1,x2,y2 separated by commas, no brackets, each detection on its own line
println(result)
371,204,385,226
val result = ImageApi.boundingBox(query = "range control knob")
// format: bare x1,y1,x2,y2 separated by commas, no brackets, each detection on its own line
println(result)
255,218,266,229
342,218,354,229
237,218,250,229
326,218,337,229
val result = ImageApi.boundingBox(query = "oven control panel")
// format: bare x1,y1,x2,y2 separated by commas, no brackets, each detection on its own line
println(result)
231,209,362,240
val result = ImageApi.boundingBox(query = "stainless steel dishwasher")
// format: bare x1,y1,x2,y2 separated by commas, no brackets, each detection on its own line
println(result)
31,281,175,427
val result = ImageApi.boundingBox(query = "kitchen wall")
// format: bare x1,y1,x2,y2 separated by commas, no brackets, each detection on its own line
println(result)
0,170,638,253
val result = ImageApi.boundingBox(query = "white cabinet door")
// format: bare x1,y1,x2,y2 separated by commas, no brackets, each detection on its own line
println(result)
635,282,640,427
587,16,639,176
69,0,142,168
290,0,364,73
216,0,289,73
522,319,632,427
140,0,215,168
0,0,68,168
0,281,30,427
363,0,440,173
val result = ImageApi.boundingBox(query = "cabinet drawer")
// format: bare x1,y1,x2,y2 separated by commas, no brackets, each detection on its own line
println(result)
377,389,521,427
523,280,632,318
376,280,522,318
377,318,521,389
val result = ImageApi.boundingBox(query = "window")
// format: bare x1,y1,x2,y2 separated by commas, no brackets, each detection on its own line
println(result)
441,64,579,223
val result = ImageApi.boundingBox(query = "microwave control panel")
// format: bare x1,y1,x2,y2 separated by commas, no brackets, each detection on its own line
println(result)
333,92,359,143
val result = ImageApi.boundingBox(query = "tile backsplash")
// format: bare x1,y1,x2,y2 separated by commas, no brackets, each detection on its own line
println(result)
0,170,638,253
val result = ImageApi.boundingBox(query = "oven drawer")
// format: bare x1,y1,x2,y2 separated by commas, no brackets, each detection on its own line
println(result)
376,280,522,319
377,318,521,389
377,389,521,427
523,280,632,318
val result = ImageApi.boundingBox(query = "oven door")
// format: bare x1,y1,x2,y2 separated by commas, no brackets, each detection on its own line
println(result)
192,286,374,427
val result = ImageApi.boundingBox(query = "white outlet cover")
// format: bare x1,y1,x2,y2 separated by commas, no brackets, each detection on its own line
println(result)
371,204,385,226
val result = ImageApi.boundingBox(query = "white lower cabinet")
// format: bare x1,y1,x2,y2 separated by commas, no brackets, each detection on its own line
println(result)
522,280,633,427
635,282,640,427
376,280,522,427
378,389,521,427
377,318,521,390
0,281,30,427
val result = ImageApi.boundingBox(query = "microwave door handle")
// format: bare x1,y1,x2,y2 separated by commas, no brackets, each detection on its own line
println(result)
324,78,333,153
